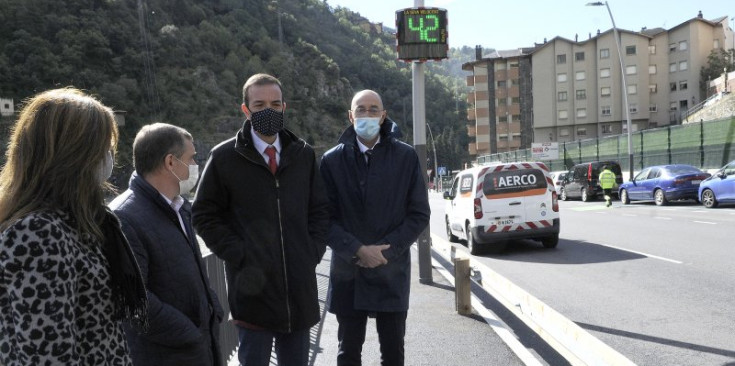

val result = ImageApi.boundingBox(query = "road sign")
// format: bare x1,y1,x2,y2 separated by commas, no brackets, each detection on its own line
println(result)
531,142,559,160
395,8,448,60
437,166,447,176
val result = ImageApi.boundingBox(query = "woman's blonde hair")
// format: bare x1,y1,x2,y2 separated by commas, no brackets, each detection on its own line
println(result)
0,88,118,239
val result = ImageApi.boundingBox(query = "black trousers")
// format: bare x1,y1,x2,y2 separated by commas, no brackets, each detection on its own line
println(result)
336,311,408,366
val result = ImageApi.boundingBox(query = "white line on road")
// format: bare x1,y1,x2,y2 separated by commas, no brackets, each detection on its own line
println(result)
589,242,683,264
692,210,708,213
653,217,672,220
622,214,637,217
693,220,717,225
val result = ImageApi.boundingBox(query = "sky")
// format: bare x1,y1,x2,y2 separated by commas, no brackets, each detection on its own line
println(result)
325,0,735,51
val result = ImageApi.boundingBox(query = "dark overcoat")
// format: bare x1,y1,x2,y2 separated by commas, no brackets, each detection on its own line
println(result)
110,174,224,366
320,119,430,315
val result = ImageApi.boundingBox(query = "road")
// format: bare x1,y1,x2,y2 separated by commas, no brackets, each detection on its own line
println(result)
428,192,735,366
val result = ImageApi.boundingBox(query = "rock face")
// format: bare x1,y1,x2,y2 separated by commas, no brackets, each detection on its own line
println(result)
684,92,735,124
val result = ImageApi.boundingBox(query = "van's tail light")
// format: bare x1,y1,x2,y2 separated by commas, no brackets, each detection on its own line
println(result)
552,191,559,212
474,198,483,219
587,164,593,182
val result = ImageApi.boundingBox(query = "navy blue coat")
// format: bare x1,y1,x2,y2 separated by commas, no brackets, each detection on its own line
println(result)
110,174,224,366
320,119,430,314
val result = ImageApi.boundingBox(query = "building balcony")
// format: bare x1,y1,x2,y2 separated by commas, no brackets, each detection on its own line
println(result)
497,139,522,150
466,91,475,104
467,108,476,120
468,143,477,155
467,125,476,137
466,75,474,87
495,89,508,98
495,70,508,80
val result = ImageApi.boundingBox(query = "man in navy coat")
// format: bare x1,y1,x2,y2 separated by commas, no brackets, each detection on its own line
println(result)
320,90,430,366
110,123,224,366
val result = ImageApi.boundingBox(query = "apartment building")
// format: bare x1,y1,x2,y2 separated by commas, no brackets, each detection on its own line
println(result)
462,47,534,158
533,11,732,143
464,11,733,157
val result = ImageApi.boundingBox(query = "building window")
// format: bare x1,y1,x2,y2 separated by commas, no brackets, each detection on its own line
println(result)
648,45,656,54
576,108,587,118
575,52,585,61
559,110,568,119
557,54,567,64
627,84,637,95
497,80,507,88
511,114,520,121
575,71,586,80
649,65,657,74
511,97,520,104
509,61,519,68
626,65,637,75
577,128,587,136
602,124,613,133
600,48,610,59
669,43,677,53
629,103,638,114
498,116,508,122
511,79,521,86
496,62,507,70
649,104,658,112
601,106,611,116
625,45,636,55
649,84,657,94
498,98,507,105
679,61,688,71
679,41,687,51
601,87,611,97
559,128,570,137
557,73,567,82
558,91,568,101
669,102,677,111
600,68,611,78
669,63,676,72
670,82,677,91
576,89,586,100
679,80,688,90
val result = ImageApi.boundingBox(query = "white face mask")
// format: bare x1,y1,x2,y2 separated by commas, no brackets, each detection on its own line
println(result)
354,117,381,141
99,150,113,183
171,157,199,195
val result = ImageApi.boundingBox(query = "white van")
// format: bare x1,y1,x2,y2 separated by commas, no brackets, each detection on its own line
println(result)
443,162,560,254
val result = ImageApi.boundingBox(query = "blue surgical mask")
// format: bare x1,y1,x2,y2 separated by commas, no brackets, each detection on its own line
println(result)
354,117,381,141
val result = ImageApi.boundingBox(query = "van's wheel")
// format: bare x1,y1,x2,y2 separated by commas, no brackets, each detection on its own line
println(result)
620,189,630,204
542,234,559,248
581,188,590,202
560,188,568,201
654,189,668,206
466,223,481,255
446,217,459,243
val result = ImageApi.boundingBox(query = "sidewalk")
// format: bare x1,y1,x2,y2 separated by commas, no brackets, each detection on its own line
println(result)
306,247,525,366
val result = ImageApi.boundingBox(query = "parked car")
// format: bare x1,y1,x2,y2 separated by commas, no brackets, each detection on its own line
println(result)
443,162,559,254
550,171,568,195
618,164,710,206
698,160,735,208
560,161,623,202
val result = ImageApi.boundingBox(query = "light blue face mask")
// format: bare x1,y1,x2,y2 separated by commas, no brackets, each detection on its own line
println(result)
354,117,381,141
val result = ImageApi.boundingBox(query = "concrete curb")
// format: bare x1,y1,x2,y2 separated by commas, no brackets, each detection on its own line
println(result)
430,233,637,366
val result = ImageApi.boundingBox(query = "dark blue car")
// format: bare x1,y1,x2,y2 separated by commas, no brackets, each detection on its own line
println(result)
698,160,735,208
619,164,710,206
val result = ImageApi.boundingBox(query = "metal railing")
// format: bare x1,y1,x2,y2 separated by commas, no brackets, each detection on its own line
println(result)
202,253,239,363
477,117,735,173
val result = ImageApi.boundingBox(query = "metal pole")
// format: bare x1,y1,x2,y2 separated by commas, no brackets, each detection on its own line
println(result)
427,122,438,191
414,0,432,284
604,1,634,179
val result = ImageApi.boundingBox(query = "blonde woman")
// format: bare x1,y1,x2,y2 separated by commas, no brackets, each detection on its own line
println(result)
0,88,147,365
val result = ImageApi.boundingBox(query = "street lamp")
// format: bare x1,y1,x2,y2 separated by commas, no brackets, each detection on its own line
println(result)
426,122,439,191
587,1,634,180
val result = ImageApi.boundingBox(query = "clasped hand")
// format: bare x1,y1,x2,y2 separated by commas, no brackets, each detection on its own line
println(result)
355,244,390,268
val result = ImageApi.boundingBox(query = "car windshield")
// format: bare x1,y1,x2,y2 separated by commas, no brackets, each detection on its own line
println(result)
666,166,701,175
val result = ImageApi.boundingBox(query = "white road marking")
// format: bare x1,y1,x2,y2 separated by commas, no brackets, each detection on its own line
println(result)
588,242,683,264
692,210,708,213
622,214,637,217
693,220,717,225
653,217,672,220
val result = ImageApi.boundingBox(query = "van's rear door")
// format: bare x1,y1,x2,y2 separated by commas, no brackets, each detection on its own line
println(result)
481,166,549,227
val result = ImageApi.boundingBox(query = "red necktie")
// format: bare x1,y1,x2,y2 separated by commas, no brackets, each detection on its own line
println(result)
265,146,277,175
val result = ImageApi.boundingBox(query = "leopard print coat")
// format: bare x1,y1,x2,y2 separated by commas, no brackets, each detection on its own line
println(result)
0,209,132,365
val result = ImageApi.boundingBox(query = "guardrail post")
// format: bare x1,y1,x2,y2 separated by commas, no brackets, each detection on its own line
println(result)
454,257,471,315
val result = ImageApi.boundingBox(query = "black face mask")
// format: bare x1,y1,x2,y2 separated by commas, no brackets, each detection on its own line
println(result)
250,108,284,136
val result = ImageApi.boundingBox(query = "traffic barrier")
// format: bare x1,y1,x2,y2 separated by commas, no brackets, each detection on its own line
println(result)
431,233,637,366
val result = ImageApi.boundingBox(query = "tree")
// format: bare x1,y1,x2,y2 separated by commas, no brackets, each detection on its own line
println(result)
699,48,734,96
